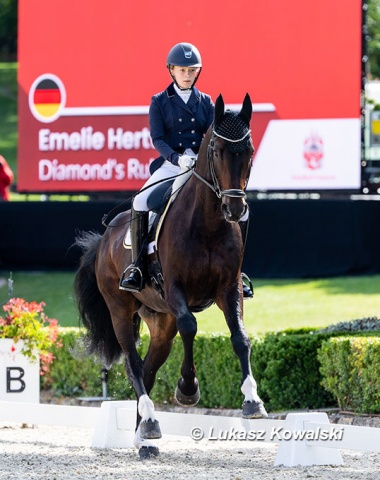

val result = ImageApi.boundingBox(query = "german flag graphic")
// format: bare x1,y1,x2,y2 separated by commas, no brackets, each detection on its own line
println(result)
29,74,66,123
33,79,61,118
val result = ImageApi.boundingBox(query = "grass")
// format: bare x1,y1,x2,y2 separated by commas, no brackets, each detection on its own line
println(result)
0,271,80,328
1,271,379,334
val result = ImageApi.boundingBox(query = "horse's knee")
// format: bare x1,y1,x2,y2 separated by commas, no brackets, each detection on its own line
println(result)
177,313,197,338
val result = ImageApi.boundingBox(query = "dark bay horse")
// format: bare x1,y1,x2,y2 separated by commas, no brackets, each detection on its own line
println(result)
74,93,267,458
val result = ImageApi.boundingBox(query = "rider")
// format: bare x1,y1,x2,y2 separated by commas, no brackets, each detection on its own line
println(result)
119,42,253,299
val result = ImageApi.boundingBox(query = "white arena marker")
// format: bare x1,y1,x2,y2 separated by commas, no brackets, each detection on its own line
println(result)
92,400,136,448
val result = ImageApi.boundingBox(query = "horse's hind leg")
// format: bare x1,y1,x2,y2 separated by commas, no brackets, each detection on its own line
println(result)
98,289,162,455
166,286,200,406
217,285,268,418
134,311,178,457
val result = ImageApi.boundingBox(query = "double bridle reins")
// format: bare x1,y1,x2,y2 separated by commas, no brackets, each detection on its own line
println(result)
192,128,252,199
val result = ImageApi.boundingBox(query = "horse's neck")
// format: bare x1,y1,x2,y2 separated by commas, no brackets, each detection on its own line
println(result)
182,175,225,233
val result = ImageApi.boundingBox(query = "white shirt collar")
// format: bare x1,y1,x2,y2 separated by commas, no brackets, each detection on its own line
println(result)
174,84,192,103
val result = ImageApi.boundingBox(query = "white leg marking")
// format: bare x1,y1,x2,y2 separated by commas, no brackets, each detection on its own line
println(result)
138,394,156,422
241,375,262,403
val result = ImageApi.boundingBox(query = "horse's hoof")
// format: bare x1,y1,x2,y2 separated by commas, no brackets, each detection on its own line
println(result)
139,419,162,439
139,446,160,459
242,400,268,418
175,384,200,407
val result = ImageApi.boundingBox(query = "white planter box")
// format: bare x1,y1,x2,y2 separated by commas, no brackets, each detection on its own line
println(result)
0,339,40,403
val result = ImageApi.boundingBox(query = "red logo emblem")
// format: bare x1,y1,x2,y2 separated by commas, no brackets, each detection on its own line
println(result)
303,133,324,170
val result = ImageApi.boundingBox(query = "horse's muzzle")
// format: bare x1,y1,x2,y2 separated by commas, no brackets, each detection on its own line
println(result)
221,199,247,223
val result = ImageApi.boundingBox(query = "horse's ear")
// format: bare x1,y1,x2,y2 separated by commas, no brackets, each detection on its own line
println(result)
240,93,252,124
214,94,225,126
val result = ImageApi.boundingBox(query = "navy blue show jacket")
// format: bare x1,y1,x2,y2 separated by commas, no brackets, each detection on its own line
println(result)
149,83,214,174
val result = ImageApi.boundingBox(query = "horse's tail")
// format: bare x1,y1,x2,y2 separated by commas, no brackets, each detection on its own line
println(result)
73,231,126,366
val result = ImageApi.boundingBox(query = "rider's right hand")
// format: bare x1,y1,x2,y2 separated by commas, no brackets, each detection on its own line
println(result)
178,155,195,171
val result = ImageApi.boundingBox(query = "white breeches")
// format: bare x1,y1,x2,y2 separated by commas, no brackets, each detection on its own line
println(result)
133,161,180,212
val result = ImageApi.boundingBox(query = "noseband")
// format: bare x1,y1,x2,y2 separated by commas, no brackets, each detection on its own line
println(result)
192,128,252,199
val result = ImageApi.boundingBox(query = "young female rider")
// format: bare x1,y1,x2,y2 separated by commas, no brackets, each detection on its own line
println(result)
120,42,253,299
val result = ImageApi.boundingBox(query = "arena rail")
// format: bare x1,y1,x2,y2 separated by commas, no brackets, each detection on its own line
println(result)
1,400,380,467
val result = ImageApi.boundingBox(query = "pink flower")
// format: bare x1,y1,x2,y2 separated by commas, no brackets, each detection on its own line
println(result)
0,297,62,375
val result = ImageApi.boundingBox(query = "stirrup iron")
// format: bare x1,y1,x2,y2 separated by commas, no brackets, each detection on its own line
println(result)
119,264,144,292
241,272,254,299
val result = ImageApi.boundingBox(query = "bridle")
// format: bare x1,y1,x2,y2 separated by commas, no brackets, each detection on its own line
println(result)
192,128,252,199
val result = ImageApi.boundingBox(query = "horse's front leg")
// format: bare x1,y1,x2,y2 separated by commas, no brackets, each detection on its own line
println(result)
166,282,201,406
216,283,268,418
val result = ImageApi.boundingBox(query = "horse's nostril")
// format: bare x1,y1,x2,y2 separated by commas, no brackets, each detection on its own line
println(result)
221,204,231,218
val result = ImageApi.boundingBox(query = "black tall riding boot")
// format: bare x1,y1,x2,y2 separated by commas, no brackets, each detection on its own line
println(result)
239,219,254,300
119,208,149,292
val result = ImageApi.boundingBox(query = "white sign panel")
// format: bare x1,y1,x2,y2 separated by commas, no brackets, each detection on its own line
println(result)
249,119,361,191
0,339,40,403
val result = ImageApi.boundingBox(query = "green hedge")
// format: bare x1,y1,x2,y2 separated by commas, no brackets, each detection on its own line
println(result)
250,329,335,411
42,328,336,412
42,327,380,413
318,336,380,414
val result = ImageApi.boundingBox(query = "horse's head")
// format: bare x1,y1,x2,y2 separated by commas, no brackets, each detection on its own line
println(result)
208,93,254,222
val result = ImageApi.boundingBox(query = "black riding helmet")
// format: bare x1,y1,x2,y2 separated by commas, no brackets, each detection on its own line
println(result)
166,42,202,90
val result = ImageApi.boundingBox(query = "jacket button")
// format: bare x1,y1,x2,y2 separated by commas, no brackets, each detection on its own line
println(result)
191,130,195,134
179,143,183,146
191,118,195,122
179,118,182,122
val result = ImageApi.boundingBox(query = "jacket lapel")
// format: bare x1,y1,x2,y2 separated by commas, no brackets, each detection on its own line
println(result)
166,84,201,115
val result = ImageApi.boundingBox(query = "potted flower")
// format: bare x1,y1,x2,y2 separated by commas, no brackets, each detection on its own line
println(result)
0,297,62,376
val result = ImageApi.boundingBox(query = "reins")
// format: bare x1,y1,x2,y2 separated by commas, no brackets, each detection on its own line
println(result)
102,118,252,227
101,169,190,228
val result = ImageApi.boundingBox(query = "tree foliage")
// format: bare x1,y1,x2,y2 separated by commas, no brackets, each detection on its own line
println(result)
0,0,17,57
367,0,380,78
